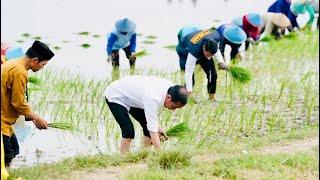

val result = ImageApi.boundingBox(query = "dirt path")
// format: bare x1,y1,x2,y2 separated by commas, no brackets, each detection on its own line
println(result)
66,137,319,180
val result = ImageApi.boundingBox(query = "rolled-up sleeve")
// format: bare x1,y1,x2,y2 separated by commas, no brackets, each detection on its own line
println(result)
143,97,159,132
11,71,32,116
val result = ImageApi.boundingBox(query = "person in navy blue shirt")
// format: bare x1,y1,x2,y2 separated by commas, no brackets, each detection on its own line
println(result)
268,0,307,30
106,18,137,68
215,24,247,62
176,29,228,101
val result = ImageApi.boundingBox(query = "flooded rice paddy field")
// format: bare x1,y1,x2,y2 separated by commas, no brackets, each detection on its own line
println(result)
1,0,319,168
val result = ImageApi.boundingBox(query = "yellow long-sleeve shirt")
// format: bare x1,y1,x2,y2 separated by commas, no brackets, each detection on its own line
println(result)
1,58,32,136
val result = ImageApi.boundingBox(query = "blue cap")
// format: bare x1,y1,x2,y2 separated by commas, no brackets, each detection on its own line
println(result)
223,25,247,44
246,13,263,27
5,47,24,60
115,18,136,33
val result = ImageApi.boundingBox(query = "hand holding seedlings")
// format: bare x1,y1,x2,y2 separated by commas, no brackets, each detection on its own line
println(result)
158,127,168,142
218,62,229,70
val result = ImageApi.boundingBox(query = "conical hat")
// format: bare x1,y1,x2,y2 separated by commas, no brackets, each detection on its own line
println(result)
271,13,291,28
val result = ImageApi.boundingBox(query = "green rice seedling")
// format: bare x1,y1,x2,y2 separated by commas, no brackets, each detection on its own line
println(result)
62,40,70,43
28,76,41,85
166,122,191,138
34,36,41,40
145,35,157,39
260,35,275,42
141,40,155,44
154,150,191,169
228,66,252,84
92,34,100,38
135,50,149,57
53,46,61,50
163,45,176,51
16,40,24,43
48,122,74,131
81,43,91,48
284,32,297,40
21,33,30,37
78,31,89,36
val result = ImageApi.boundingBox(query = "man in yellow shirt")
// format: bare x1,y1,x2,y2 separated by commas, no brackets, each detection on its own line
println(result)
1,40,54,166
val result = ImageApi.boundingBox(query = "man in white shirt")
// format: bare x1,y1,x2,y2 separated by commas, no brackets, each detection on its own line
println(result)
104,75,188,154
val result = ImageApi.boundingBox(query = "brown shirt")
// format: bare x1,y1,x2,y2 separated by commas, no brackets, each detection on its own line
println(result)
1,58,32,136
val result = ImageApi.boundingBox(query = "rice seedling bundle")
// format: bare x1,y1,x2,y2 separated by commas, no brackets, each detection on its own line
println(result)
28,76,41,85
260,35,274,42
48,122,74,131
135,50,148,57
166,122,190,138
228,65,252,84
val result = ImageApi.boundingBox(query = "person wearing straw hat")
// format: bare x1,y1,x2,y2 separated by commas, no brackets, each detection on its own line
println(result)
260,12,292,39
106,18,137,68
232,13,264,50
176,29,228,101
268,0,307,30
104,75,188,154
1,40,54,166
176,25,200,71
215,24,247,63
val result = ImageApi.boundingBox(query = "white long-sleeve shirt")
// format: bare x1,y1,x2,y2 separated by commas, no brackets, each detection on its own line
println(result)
184,50,224,92
104,75,173,132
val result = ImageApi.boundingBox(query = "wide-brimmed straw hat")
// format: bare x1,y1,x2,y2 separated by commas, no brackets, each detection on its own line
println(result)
271,13,291,28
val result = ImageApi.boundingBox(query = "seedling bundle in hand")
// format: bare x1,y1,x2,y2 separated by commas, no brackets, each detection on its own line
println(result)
28,76,41,85
48,122,75,131
228,65,252,84
135,50,149,57
166,122,191,138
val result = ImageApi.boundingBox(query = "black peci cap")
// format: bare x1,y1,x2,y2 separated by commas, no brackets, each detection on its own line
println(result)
26,40,54,60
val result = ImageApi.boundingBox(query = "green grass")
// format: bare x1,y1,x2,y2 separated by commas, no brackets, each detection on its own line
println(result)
151,150,191,169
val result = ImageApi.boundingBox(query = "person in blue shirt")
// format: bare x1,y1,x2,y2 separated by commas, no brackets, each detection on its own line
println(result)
106,18,137,68
268,0,307,30
215,24,247,62
176,29,228,101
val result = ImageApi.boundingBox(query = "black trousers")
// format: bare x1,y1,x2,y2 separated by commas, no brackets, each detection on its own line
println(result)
106,99,150,139
111,46,135,67
193,57,218,94
2,134,19,165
